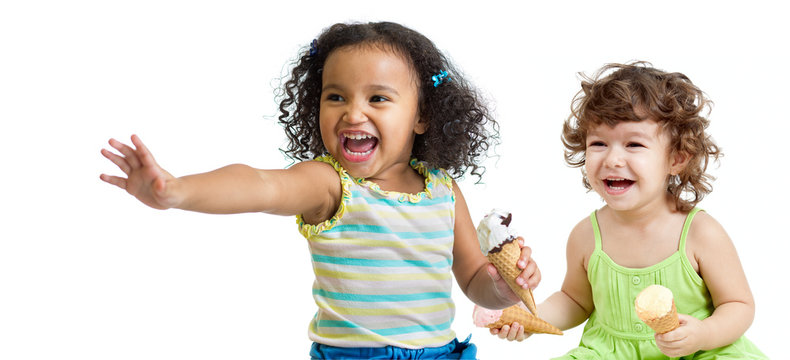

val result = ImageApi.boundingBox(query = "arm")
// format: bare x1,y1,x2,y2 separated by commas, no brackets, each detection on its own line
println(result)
100,135,340,219
493,217,595,341
451,182,540,309
655,212,755,357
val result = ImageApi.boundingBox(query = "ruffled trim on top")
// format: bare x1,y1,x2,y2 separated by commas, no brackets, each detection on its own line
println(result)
296,156,455,238
352,158,454,203
296,155,354,238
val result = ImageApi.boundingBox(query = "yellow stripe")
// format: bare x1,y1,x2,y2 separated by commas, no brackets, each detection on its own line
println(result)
311,331,456,347
314,268,452,281
309,237,453,251
314,299,455,316
345,205,454,220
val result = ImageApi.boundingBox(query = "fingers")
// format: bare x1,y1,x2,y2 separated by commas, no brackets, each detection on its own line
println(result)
515,243,540,290
523,259,541,289
486,263,502,281
130,134,158,168
99,174,127,189
101,148,131,175
108,138,141,169
499,323,526,341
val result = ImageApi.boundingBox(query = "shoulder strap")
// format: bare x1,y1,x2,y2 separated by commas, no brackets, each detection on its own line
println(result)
589,211,602,251
678,207,703,252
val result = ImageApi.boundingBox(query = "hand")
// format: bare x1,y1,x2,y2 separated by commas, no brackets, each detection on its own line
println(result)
489,321,532,342
100,135,181,209
486,237,541,301
654,314,706,357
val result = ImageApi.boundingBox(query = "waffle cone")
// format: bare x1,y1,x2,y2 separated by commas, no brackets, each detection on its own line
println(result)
638,301,679,334
487,240,538,315
486,304,563,335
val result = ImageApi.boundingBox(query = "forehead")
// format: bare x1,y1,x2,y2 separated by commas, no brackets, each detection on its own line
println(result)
588,119,665,139
322,45,418,87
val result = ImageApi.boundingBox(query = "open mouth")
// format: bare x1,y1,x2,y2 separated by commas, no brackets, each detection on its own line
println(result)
605,178,635,192
341,132,379,160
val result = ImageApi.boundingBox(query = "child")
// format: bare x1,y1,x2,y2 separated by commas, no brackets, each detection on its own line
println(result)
100,22,538,359
493,62,766,359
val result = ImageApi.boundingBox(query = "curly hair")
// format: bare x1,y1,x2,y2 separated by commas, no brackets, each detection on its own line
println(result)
561,61,721,211
277,21,497,181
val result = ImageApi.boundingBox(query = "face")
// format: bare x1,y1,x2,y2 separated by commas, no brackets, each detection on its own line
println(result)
584,119,684,212
319,45,426,180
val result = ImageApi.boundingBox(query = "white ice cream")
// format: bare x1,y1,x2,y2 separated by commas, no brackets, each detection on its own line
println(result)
635,284,674,318
476,209,517,254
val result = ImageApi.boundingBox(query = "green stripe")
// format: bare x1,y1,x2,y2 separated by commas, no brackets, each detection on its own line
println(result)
323,224,453,239
313,288,451,302
317,320,452,336
351,190,453,206
312,254,451,268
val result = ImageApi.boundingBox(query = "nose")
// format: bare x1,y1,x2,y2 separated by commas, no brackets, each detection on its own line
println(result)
342,101,367,124
603,147,625,168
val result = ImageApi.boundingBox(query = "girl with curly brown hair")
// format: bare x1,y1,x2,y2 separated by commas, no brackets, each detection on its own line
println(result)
493,62,766,359
100,21,536,359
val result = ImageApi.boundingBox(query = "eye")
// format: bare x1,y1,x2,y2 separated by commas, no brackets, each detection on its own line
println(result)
370,95,389,103
324,93,344,102
627,142,645,148
587,141,606,147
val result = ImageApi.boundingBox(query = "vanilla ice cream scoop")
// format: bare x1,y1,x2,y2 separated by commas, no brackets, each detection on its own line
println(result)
477,209,517,254
634,284,680,334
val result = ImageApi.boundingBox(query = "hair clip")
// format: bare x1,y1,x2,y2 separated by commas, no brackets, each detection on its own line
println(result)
308,39,319,56
432,70,450,87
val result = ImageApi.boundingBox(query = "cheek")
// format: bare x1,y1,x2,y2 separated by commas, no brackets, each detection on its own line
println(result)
318,117,335,148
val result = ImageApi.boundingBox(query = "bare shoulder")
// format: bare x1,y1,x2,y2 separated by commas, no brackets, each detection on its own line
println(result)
286,160,342,223
567,215,596,267
686,211,731,248
685,211,740,273
288,159,340,182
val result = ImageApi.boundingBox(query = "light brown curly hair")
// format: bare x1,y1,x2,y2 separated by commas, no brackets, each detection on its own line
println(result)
561,61,721,211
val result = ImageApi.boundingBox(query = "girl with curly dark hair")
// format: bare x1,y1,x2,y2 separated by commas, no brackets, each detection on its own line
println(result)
100,21,534,359
493,62,765,359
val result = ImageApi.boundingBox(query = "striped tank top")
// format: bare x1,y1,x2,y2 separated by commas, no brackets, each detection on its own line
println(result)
296,155,457,349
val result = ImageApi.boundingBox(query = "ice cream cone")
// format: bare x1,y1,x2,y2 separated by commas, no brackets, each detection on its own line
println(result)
474,304,563,335
635,284,680,334
640,301,679,334
487,240,538,315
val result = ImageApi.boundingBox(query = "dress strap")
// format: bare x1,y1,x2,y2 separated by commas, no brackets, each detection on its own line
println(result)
678,207,703,252
589,211,603,251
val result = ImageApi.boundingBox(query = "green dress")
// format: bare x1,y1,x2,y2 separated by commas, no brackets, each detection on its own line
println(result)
553,208,766,360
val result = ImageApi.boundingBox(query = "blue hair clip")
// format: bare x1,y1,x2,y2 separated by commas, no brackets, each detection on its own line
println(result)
432,70,450,87
309,39,319,56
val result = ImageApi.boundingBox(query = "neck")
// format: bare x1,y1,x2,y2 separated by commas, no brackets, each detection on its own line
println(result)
604,194,679,228
367,160,425,194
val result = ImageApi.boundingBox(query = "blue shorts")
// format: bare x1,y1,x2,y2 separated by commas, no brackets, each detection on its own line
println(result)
310,335,477,360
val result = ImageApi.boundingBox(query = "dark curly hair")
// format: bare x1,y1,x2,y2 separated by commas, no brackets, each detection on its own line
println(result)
277,21,498,181
561,61,722,211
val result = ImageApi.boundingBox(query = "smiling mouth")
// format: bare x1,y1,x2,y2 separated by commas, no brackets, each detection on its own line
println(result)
605,178,635,190
341,132,379,157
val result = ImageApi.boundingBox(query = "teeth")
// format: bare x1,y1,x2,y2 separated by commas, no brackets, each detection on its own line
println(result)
347,149,373,156
346,133,373,140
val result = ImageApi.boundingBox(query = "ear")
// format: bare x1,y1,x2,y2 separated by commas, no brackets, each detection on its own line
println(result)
414,117,428,135
669,151,690,176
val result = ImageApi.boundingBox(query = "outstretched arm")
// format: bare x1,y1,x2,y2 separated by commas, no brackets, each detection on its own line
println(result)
100,135,340,218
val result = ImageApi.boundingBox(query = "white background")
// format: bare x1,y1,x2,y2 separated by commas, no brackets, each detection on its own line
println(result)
1,1,785,359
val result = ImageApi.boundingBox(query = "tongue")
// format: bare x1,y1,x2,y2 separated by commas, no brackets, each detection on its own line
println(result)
346,137,377,153
611,180,634,188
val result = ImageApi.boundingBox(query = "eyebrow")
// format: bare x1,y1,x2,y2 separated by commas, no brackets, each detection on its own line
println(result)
322,83,400,96
587,129,655,140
